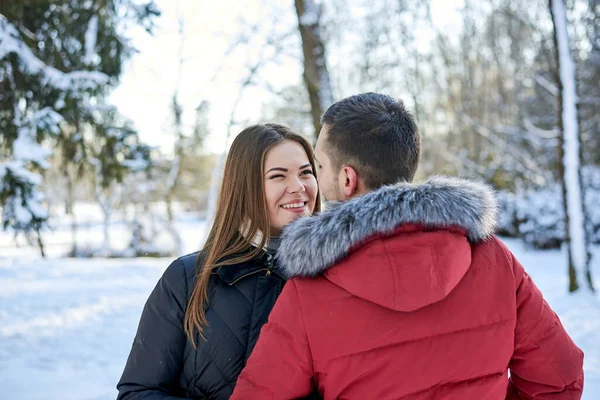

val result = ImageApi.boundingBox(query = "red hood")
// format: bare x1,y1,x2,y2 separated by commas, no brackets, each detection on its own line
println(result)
324,225,472,311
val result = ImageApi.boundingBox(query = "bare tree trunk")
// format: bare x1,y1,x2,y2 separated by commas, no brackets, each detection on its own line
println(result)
97,189,112,252
102,206,111,251
163,12,189,256
64,168,78,256
294,0,333,138
165,94,184,256
549,0,594,293
93,161,115,254
36,229,45,258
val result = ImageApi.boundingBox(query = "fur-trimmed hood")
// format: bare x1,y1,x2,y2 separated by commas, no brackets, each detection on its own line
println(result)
276,176,498,310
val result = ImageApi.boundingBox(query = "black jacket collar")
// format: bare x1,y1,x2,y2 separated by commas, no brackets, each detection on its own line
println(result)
214,250,283,285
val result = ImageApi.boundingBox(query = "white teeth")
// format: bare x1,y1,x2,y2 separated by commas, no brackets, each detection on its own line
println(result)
281,202,305,209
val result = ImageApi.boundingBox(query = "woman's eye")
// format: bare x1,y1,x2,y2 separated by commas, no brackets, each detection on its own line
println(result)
269,174,284,179
301,170,314,176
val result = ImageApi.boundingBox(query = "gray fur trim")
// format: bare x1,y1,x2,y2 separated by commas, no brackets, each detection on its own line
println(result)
277,176,498,279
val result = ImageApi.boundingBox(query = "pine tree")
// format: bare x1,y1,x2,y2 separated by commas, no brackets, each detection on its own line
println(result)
0,1,159,255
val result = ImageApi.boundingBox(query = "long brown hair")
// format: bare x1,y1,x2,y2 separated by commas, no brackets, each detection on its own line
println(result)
184,123,320,347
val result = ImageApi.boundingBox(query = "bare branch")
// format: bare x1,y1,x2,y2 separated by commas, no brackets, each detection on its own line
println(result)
522,117,560,139
460,111,552,185
535,74,559,96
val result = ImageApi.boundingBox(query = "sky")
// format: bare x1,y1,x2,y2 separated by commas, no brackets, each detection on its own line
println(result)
108,0,464,155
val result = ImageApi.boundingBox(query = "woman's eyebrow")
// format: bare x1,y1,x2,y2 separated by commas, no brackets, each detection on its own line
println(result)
266,167,288,173
267,164,312,174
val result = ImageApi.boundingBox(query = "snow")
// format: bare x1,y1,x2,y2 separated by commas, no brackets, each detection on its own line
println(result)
319,64,334,111
165,154,181,193
0,164,48,228
535,74,559,96
0,211,598,399
2,104,62,231
24,192,48,221
300,1,319,26
552,0,588,275
0,15,108,91
12,107,62,168
496,167,600,249
2,187,48,228
83,15,99,66
120,158,149,172
12,194,33,225
0,162,42,187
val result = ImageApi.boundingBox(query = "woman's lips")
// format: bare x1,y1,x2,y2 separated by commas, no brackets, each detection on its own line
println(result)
280,201,308,213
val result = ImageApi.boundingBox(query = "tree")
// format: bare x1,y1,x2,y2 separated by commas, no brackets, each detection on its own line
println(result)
87,104,151,255
294,0,333,138
0,1,159,256
577,0,600,165
0,13,106,255
549,0,595,292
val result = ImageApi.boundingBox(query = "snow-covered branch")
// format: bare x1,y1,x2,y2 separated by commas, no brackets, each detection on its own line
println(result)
12,106,64,167
0,15,108,90
460,112,552,185
83,15,99,66
535,74,559,97
522,117,560,140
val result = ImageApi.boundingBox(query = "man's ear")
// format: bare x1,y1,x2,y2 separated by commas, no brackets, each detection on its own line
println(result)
338,165,359,199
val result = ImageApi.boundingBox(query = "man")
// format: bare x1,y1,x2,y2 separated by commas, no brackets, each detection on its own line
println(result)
231,93,584,399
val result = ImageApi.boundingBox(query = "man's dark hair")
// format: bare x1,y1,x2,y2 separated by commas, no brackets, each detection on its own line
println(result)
320,92,421,188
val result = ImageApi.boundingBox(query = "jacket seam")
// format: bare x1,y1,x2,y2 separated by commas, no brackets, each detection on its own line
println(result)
231,283,253,307
508,233,576,397
180,259,189,313
193,345,230,390
292,280,315,382
381,240,398,309
238,371,276,399
397,371,504,399
514,301,574,397
243,275,258,361
316,317,514,363
497,239,520,285
174,257,197,391
208,308,246,349
170,259,191,391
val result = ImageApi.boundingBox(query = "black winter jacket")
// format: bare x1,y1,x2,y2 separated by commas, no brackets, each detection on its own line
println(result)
117,249,285,399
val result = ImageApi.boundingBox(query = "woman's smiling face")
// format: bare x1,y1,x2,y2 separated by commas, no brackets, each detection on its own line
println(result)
263,140,318,235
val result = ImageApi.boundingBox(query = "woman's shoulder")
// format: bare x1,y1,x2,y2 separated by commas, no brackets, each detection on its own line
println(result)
172,251,203,272
161,251,202,291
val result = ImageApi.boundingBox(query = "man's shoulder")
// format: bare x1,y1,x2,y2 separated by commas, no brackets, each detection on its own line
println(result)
289,274,329,286
470,235,518,272
472,235,510,255
288,271,345,302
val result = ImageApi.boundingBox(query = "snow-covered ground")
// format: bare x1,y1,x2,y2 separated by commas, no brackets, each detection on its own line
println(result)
0,211,599,399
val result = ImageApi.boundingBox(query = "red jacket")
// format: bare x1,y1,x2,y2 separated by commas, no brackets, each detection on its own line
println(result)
232,177,584,400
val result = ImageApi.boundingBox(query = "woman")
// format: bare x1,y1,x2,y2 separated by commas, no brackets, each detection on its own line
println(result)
117,124,320,399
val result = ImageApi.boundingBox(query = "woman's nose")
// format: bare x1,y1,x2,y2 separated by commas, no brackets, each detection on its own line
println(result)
288,177,306,194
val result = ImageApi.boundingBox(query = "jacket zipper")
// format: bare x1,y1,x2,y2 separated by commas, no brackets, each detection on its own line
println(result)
228,268,271,286
228,253,275,286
